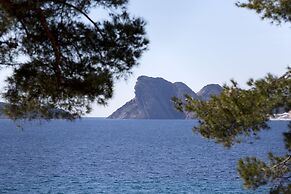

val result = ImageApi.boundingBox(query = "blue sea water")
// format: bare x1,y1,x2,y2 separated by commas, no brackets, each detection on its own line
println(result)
0,119,289,194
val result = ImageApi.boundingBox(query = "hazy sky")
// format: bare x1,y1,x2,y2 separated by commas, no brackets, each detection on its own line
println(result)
0,0,290,117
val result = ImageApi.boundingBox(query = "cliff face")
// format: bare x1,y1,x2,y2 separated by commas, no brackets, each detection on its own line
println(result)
132,76,197,119
108,76,222,119
109,76,198,119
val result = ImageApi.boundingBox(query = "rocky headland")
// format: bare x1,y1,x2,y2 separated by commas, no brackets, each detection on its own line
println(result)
108,76,223,119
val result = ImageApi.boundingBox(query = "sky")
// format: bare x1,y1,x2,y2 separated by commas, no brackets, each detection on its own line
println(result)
0,0,291,117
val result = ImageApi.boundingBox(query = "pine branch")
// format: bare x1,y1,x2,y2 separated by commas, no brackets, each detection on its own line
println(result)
33,6,63,85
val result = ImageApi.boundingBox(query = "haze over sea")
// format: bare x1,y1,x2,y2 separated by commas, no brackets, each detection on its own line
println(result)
0,119,288,193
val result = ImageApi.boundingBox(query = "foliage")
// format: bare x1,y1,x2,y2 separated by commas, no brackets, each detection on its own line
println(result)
174,70,290,147
236,0,291,24
173,69,291,194
237,153,291,193
173,1,291,192
0,0,149,120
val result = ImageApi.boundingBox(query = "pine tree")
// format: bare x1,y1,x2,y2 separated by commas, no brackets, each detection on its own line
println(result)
0,0,149,119
173,1,291,193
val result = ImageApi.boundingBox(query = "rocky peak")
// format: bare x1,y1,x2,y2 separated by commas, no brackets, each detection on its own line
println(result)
108,76,222,119
197,84,223,101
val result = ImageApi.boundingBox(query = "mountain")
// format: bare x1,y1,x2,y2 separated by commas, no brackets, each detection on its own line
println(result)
197,84,223,101
109,76,199,119
108,76,222,119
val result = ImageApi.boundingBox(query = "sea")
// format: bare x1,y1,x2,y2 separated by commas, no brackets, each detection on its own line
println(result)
0,118,289,194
